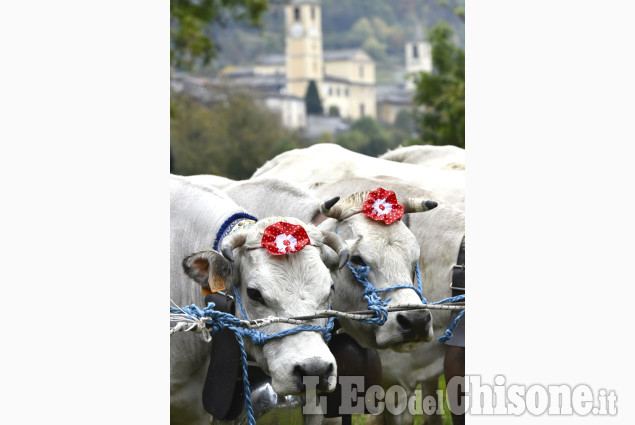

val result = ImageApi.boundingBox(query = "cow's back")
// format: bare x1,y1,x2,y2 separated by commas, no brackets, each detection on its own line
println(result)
380,145,465,170
252,144,465,211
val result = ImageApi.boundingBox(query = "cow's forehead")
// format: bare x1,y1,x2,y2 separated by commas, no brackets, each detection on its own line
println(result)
342,214,416,240
239,246,332,307
241,245,331,284
341,215,420,260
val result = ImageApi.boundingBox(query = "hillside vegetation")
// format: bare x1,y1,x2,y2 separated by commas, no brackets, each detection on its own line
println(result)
202,0,464,83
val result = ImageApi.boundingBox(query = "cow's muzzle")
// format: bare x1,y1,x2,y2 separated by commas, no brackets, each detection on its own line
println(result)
396,310,433,342
293,359,335,392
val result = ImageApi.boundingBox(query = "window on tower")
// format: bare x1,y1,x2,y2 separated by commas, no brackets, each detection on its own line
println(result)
413,45,419,59
294,7,300,21
311,6,315,20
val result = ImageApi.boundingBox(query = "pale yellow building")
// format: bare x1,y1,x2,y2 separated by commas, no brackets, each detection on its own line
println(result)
260,0,376,121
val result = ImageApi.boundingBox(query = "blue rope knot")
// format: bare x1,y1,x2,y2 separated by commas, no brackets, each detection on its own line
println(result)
346,263,390,325
170,302,245,336
172,298,334,425
345,261,466,341
239,328,269,346
438,309,465,343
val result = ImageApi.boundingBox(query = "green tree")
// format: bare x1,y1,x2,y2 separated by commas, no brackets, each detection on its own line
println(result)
349,17,374,44
413,21,464,148
305,80,324,115
362,36,387,61
170,90,300,179
337,117,394,157
328,105,340,117
171,0,270,70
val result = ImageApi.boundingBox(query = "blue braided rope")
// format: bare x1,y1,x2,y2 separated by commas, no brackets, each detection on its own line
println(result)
232,286,334,343
438,309,465,343
345,260,465,342
212,212,258,251
432,294,465,305
229,327,255,425
233,287,249,320
334,225,465,341
432,293,465,343
346,263,390,325
171,300,334,424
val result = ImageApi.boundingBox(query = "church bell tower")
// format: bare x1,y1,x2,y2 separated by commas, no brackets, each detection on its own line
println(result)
285,0,324,99
405,22,432,91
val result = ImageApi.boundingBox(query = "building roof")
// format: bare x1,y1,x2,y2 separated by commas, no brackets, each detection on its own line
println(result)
323,75,374,87
376,84,414,105
255,54,285,66
262,92,304,101
323,49,372,62
220,73,286,94
289,0,321,5
170,73,224,104
304,115,350,139
323,75,350,84
220,66,255,78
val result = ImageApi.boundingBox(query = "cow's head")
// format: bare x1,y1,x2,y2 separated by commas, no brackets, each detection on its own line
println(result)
320,191,437,352
182,217,348,395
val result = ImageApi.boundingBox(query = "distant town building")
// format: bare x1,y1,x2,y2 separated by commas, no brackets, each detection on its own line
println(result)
221,0,376,135
376,22,431,125
173,0,434,135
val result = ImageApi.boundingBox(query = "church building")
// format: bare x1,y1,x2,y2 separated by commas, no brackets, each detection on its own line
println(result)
223,0,376,126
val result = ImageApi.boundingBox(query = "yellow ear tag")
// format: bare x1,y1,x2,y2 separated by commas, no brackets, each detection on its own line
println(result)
206,273,226,294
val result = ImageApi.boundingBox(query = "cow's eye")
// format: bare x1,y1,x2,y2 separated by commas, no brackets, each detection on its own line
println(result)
247,288,266,305
350,255,367,267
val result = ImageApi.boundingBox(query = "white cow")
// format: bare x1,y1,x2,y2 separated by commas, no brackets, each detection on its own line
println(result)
198,175,462,424
380,145,465,171
308,177,465,425
185,174,235,190
170,175,349,425
215,177,437,352
252,144,464,211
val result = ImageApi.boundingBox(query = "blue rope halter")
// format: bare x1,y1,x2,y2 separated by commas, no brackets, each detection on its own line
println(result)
346,259,465,342
336,224,464,342
182,213,336,425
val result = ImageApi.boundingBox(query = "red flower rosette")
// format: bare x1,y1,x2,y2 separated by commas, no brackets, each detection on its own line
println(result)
261,222,311,255
362,188,404,225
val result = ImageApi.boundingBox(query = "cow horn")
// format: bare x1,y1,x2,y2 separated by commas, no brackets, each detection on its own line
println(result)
220,232,247,262
320,196,342,219
321,230,349,269
402,198,438,214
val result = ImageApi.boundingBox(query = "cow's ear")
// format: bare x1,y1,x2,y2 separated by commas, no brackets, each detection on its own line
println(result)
182,250,233,291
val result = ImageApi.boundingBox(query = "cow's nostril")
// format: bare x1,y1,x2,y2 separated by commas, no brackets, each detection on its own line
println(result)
397,313,412,332
397,312,432,340
294,362,333,378
293,361,335,390
293,364,306,378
